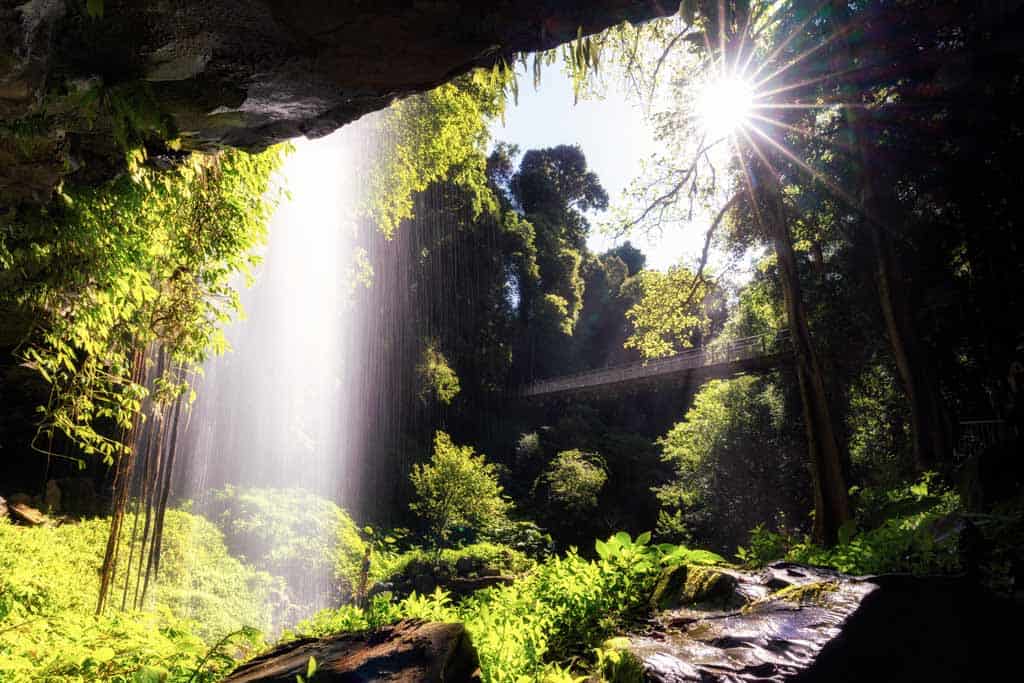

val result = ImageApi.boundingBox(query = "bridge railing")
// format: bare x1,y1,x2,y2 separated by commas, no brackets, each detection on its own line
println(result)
954,419,1011,461
521,329,791,397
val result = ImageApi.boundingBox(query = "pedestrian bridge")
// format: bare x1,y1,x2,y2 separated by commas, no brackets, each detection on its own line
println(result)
520,331,792,399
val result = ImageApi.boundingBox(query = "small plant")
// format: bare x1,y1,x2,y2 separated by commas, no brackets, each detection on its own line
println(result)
735,523,788,566
416,341,461,405
295,656,317,683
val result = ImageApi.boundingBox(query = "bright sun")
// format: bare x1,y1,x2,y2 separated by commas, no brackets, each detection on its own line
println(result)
696,76,755,139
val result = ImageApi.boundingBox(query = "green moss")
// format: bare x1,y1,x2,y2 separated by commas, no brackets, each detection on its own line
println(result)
743,580,840,613
684,565,729,602
770,580,839,606
649,564,688,610
649,564,737,610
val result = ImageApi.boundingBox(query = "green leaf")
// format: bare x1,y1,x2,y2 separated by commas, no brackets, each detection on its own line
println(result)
93,646,116,663
86,0,104,19
132,666,168,683
306,655,318,678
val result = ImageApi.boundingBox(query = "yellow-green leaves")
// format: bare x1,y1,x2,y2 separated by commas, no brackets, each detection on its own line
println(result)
7,145,287,462
624,265,712,359
416,342,461,405
367,75,507,237
409,432,509,547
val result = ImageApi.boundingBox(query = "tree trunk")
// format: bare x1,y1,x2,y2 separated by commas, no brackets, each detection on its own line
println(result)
829,1,952,472
764,175,851,545
872,227,951,471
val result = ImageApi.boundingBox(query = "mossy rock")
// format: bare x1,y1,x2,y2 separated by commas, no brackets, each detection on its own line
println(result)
741,580,840,614
770,580,839,606
650,564,739,610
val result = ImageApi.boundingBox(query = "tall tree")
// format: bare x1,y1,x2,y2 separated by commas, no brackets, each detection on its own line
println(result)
825,0,951,472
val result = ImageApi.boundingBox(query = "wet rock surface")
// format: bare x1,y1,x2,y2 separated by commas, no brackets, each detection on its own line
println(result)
222,619,480,682
610,562,1011,682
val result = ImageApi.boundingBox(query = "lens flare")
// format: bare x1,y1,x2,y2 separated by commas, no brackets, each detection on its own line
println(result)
697,76,755,139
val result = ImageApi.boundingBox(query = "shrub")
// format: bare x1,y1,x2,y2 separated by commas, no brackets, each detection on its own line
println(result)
202,487,366,612
371,541,536,584
416,341,461,405
410,432,510,548
536,450,607,517
480,518,554,559
655,376,808,553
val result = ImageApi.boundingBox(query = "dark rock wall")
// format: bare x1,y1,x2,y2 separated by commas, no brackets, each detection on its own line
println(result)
0,0,671,206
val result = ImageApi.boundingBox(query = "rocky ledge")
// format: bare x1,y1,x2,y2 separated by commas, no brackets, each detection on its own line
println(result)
0,0,671,207
604,562,1011,682
222,619,480,683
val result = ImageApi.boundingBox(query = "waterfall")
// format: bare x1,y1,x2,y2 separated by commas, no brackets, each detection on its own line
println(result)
171,119,379,621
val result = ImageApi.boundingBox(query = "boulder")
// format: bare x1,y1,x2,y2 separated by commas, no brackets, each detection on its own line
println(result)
222,619,480,682
7,492,31,507
367,581,394,600
606,562,1012,682
52,477,101,516
43,479,61,513
413,573,438,596
9,501,47,526
455,556,476,576
649,564,741,611
447,575,515,599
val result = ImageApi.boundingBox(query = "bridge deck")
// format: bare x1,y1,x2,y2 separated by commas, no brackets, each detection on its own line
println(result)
521,332,792,398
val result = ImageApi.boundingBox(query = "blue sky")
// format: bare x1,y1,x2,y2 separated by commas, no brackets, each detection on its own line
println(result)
488,63,707,271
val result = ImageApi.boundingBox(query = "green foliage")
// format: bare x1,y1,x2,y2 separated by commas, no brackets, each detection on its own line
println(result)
0,512,269,681
847,362,913,487
203,487,366,605
534,293,575,336
623,265,713,359
737,475,963,575
85,0,104,19
416,341,461,405
3,146,286,462
368,73,509,236
292,531,697,683
369,541,535,586
479,519,554,560
734,523,790,566
145,508,284,640
656,375,807,552
536,450,607,517
515,432,543,467
410,432,510,548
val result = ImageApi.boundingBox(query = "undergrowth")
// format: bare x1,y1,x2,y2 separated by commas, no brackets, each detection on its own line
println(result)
736,474,963,574
0,512,271,681
288,532,725,683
